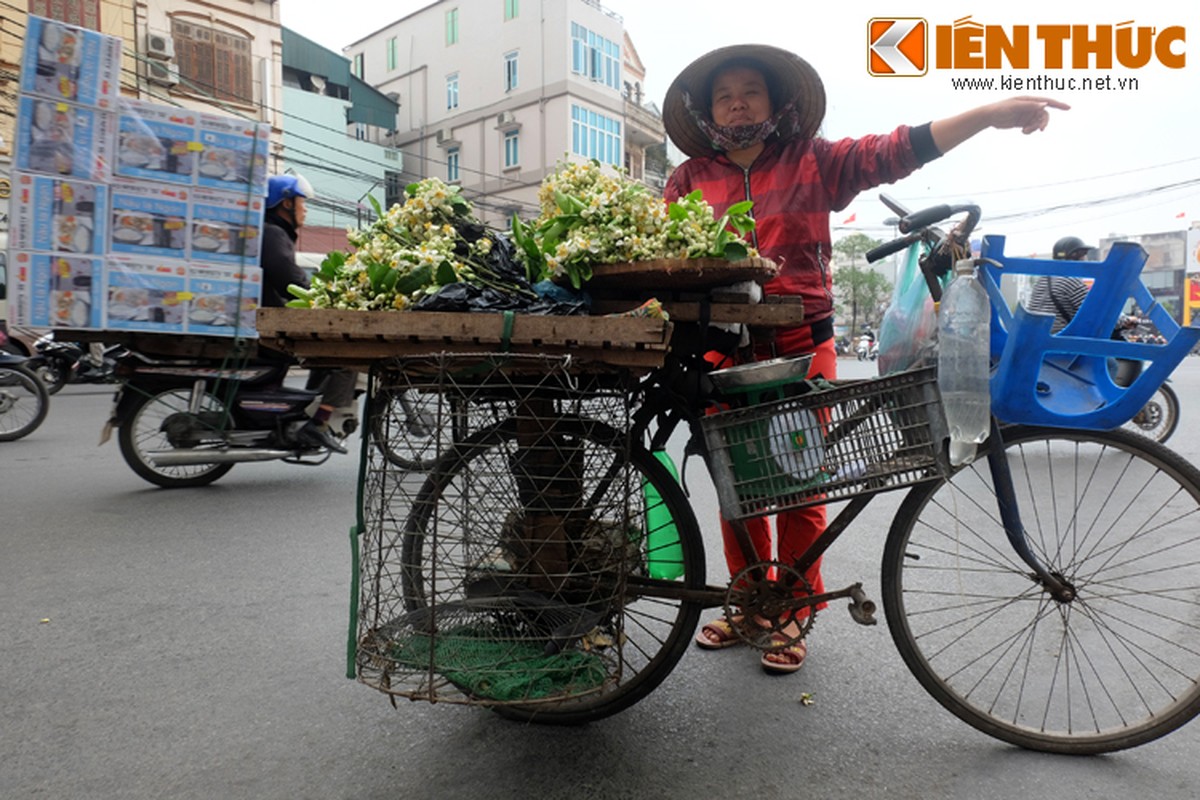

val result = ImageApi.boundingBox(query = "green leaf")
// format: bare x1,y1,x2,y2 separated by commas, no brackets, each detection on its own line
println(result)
721,242,749,261
542,219,569,251
684,189,703,203
555,191,586,215
367,261,390,292
668,202,688,222
726,200,754,216
318,250,346,280
286,284,313,299
381,268,400,293
285,298,310,308
367,193,383,218
393,264,433,295
435,261,457,285
731,217,756,235
512,215,545,279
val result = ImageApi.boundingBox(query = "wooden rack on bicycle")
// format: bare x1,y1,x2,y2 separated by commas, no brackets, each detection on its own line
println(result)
255,257,799,370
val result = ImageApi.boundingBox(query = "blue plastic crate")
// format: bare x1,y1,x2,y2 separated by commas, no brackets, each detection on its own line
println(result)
979,235,1200,429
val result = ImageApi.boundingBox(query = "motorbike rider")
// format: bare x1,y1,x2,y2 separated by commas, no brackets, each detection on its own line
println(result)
1024,235,1093,333
261,173,357,454
1026,234,1140,383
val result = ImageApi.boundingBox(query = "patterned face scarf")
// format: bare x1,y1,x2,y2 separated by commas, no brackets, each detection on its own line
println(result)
683,90,804,153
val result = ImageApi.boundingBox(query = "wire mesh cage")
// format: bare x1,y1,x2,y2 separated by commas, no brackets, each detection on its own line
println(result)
701,366,949,521
354,353,693,711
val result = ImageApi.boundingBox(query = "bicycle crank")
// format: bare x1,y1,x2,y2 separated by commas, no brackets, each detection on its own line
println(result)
723,561,816,649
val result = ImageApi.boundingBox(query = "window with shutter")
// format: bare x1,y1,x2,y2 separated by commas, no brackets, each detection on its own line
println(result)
171,18,253,104
29,0,100,30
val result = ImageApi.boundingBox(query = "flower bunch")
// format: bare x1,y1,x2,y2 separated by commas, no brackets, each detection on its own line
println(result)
287,178,528,310
512,159,757,288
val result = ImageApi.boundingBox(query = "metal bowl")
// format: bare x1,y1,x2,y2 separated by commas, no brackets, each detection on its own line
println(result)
708,355,814,392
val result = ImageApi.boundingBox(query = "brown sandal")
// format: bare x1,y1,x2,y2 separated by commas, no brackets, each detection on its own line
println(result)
761,635,808,674
694,617,742,650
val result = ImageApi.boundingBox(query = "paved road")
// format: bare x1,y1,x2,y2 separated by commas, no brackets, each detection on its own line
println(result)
4,361,1200,800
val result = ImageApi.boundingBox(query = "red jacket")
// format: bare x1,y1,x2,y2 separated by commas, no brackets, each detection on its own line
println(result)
664,125,935,343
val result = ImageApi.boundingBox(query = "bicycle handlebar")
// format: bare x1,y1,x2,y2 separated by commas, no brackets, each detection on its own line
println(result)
898,204,953,233
866,199,983,265
866,233,921,263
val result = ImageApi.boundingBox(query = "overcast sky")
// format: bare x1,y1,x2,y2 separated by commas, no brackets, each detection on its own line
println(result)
282,0,1200,257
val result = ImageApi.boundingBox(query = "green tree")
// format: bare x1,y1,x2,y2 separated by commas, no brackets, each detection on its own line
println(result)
833,234,891,334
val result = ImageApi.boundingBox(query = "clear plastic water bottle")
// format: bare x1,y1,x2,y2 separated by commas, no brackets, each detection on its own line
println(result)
938,258,991,465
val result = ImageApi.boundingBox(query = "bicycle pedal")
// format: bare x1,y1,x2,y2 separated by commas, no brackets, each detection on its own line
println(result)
847,583,877,626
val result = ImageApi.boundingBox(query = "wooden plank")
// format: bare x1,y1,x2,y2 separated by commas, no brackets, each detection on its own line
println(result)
273,340,667,372
589,299,805,326
58,329,261,359
256,308,671,349
580,257,778,291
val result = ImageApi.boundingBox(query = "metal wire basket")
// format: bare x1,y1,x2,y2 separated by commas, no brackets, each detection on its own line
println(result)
701,366,949,521
354,353,674,709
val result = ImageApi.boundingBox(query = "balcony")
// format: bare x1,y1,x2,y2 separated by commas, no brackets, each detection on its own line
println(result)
624,98,664,149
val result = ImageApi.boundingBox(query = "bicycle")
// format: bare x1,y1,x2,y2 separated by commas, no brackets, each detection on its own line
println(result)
0,351,50,441
351,199,1200,754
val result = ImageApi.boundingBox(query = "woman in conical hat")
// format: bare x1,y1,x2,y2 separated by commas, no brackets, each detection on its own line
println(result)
666,43,1067,674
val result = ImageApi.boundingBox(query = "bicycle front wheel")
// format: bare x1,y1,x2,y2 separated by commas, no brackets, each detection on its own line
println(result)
882,425,1200,754
399,415,705,725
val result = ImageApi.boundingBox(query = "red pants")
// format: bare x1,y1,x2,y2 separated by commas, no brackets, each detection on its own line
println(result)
719,336,838,610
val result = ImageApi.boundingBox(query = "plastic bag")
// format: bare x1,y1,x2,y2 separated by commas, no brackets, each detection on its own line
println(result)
877,243,947,375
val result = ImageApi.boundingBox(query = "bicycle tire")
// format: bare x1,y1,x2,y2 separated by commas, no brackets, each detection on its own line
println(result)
399,415,705,725
882,425,1200,753
0,365,50,441
118,388,234,488
1121,383,1179,444
367,384,441,471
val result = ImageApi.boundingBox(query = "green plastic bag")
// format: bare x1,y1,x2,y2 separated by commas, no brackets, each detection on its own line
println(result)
878,243,948,375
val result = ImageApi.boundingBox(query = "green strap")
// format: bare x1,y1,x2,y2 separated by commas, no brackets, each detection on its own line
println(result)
346,523,361,679
500,309,515,353
346,369,374,680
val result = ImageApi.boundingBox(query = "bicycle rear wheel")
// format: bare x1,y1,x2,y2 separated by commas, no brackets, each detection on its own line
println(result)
882,425,1200,754
399,415,705,724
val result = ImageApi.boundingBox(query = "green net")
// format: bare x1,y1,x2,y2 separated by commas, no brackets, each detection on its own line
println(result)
390,626,608,702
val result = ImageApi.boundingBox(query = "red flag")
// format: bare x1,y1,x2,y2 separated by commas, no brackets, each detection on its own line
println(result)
843,213,857,224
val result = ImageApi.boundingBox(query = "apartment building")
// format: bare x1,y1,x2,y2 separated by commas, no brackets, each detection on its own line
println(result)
344,0,666,226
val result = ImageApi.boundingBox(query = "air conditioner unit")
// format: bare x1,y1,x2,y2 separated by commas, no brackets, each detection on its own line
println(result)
497,111,516,126
146,59,180,87
435,128,453,144
146,33,175,60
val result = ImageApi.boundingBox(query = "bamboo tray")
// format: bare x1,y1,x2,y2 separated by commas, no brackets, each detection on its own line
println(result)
256,308,672,371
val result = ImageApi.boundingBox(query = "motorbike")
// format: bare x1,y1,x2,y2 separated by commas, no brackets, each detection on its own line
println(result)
28,335,122,395
103,349,358,488
0,350,50,441
1111,325,1180,444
